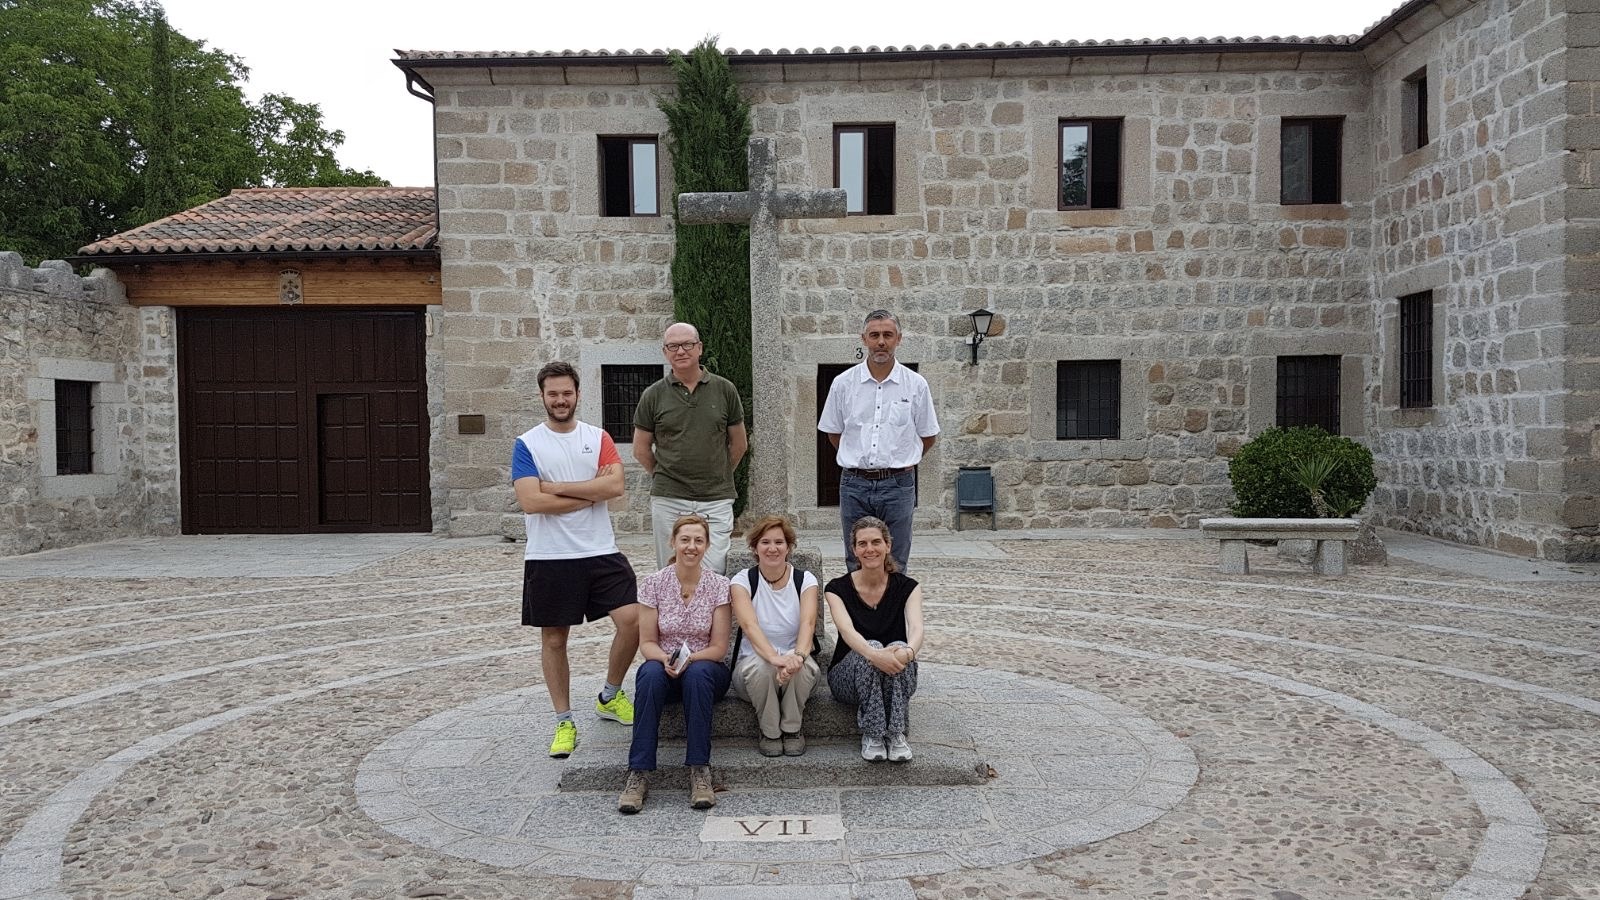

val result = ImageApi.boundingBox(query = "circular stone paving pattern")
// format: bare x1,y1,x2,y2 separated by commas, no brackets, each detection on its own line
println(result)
356,664,1199,888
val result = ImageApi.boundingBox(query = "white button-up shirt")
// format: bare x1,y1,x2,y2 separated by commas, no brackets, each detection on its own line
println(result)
817,361,940,469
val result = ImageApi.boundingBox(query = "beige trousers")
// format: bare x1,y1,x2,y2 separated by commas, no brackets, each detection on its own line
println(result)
731,652,819,739
650,496,735,574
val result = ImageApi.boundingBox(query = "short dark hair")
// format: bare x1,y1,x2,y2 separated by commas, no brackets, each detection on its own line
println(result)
536,360,580,391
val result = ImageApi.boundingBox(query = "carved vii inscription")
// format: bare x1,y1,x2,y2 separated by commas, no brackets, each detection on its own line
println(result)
699,813,845,843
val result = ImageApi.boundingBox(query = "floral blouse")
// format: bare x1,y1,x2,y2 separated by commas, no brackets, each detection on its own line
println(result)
638,565,731,656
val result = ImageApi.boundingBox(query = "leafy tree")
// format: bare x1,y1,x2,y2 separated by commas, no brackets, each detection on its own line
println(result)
660,38,753,515
251,93,384,188
0,0,386,263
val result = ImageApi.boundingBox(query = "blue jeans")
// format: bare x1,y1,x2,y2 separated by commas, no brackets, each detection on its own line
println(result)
628,659,731,771
840,470,916,573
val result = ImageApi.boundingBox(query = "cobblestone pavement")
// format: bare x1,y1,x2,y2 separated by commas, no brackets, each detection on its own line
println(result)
0,530,1597,899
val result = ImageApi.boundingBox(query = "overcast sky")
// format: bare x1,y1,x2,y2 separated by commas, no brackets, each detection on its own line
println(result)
158,0,1406,187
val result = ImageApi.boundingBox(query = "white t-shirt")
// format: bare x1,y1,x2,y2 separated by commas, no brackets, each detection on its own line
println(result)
734,565,819,660
510,421,621,560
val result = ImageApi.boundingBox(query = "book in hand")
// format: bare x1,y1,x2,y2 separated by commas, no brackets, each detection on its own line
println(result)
667,642,690,673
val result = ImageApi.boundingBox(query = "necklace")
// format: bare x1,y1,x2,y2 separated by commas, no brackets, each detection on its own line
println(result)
761,566,788,586
676,566,699,601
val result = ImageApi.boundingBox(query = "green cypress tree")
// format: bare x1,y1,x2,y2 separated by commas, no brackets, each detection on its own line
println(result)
139,6,182,224
660,39,753,515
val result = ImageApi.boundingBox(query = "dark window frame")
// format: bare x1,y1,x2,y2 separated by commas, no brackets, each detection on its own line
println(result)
1404,67,1429,152
1399,291,1434,409
832,123,896,216
1280,117,1343,205
598,135,660,218
55,379,94,475
1056,360,1121,440
1276,355,1342,434
1057,118,1124,211
601,363,663,443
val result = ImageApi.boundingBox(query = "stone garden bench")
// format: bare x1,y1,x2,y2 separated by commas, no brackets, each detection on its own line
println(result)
1199,517,1361,576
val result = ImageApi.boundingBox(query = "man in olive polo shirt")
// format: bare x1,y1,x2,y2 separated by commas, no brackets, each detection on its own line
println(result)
633,322,748,574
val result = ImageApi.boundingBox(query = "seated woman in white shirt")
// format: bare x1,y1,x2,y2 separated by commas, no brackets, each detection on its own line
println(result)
729,515,820,757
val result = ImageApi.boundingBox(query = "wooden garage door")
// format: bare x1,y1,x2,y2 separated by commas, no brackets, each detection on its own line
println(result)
179,308,430,533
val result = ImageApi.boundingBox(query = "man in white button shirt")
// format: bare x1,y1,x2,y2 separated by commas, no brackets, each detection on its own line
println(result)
818,310,941,572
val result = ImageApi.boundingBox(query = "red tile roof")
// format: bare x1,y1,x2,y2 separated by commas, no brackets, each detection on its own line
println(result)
394,2,1429,65
78,187,437,258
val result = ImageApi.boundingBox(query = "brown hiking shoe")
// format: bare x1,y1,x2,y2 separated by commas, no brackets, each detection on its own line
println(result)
782,732,806,756
617,770,648,814
759,735,784,757
688,765,716,809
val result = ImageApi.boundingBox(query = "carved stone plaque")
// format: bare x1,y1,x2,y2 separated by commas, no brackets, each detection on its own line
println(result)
278,269,303,305
698,814,844,843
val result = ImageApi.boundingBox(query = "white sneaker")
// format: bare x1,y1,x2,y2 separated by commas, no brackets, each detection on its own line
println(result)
886,733,913,762
861,734,887,761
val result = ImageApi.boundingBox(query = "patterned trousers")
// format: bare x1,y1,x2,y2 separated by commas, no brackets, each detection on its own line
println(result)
826,641,918,737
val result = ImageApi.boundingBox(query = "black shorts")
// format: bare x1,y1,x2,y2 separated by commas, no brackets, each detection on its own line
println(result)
521,552,638,627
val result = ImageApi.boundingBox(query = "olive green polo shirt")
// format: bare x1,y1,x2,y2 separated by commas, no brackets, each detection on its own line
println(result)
633,368,745,501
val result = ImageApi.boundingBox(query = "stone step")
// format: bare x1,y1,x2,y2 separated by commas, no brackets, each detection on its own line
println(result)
555,734,988,792
563,696,983,791
657,670,856,739
655,675,971,742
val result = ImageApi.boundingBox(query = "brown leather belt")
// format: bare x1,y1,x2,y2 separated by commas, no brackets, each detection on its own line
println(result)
844,467,912,480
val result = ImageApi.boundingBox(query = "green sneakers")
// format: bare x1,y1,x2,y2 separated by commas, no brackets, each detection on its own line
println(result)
596,689,635,726
551,690,630,760
548,720,578,758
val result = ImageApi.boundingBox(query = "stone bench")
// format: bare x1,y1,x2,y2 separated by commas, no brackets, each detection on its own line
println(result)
558,689,986,791
1199,517,1361,576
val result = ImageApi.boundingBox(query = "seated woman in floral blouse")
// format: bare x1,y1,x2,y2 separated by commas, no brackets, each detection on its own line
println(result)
618,514,732,814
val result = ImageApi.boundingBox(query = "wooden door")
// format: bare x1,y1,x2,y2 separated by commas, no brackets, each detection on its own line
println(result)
816,364,852,507
179,308,430,533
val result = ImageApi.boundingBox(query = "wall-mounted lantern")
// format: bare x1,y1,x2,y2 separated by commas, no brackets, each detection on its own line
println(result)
965,307,996,365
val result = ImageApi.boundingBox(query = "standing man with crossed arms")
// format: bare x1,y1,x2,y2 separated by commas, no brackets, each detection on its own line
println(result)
633,322,748,574
818,309,940,573
513,361,640,759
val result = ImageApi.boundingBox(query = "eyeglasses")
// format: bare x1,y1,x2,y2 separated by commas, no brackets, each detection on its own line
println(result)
663,341,701,353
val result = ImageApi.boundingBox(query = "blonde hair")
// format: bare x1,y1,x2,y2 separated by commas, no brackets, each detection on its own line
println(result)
850,515,898,574
745,514,797,554
666,514,711,565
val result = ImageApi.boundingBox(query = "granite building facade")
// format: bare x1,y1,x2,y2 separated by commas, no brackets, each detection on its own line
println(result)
393,0,1596,561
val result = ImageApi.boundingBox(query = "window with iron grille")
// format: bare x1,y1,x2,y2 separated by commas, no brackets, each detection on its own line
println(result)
1399,291,1434,409
602,364,662,443
1281,117,1342,204
1276,356,1341,434
1057,361,1121,439
834,124,896,215
1059,119,1123,210
55,380,93,475
598,136,659,217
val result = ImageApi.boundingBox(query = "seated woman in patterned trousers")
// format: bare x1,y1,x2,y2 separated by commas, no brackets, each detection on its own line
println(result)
823,515,926,762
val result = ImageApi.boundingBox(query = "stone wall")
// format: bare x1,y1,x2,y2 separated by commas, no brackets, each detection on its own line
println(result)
417,0,1594,557
431,75,678,537
1364,0,1596,560
423,55,1379,537
0,253,178,555
1559,0,1600,561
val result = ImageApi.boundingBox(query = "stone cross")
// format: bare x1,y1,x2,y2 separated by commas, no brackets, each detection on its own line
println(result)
677,137,848,517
